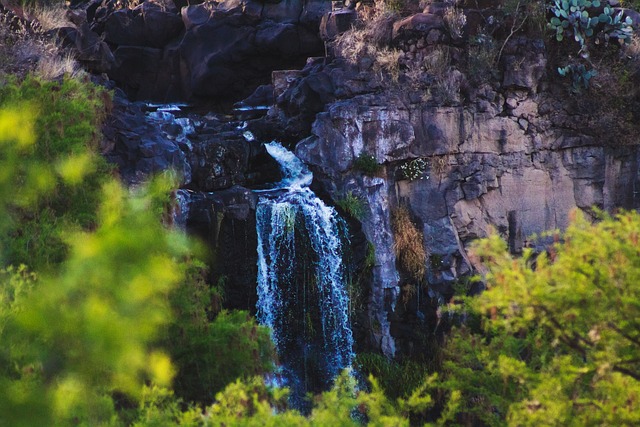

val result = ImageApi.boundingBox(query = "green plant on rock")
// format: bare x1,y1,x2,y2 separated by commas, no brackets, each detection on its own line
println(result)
335,191,366,220
353,153,382,175
548,0,633,89
558,63,597,91
549,0,633,47
548,0,602,46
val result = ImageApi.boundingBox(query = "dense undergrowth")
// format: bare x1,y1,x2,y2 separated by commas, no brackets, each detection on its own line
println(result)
1,0,640,425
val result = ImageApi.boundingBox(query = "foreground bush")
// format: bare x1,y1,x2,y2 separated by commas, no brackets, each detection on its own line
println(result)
0,75,111,269
433,210,640,425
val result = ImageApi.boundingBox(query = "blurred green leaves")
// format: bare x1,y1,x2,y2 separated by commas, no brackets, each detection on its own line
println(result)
0,75,111,270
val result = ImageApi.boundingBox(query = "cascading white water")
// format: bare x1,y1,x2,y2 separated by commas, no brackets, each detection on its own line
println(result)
256,142,354,407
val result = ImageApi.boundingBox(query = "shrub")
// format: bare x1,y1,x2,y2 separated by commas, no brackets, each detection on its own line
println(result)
391,205,426,281
355,353,431,400
353,153,382,175
0,75,111,269
431,210,640,425
164,261,275,404
467,33,497,83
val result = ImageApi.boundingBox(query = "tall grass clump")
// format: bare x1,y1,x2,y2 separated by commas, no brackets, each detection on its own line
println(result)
392,205,426,281
335,191,367,220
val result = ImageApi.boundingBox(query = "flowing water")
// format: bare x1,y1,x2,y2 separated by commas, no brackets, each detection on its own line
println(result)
256,142,354,408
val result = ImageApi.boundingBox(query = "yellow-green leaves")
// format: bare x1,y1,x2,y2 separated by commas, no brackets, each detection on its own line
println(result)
439,209,640,425
0,106,35,147
1,177,192,425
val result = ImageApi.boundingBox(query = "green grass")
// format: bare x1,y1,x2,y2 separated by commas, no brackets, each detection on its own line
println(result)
335,191,366,220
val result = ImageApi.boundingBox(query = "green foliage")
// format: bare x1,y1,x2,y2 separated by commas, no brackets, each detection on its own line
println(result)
0,75,111,269
0,81,279,426
353,153,382,175
132,385,203,427
165,276,276,405
355,353,431,401
0,178,192,426
432,210,640,425
558,63,597,91
335,191,366,221
131,370,453,427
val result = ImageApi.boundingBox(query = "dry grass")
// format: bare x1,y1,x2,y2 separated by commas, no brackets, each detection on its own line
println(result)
1,31,81,80
392,205,427,281
374,47,402,82
624,34,640,74
36,51,81,80
424,46,451,77
0,2,81,80
25,3,72,32
405,46,452,89
443,6,466,40
432,71,461,105
430,155,449,177
400,283,417,306
332,0,402,82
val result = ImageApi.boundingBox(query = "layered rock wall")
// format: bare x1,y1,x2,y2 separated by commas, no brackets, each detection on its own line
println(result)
293,74,640,357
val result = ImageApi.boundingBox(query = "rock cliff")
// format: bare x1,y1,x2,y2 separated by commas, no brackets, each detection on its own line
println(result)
64,0,640,357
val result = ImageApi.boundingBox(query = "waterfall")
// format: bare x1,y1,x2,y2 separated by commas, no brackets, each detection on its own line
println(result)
256,142,354,407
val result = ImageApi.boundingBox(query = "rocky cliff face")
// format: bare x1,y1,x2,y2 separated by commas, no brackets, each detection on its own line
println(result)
72,0,640,358
273,30,640,356
296,93,639,354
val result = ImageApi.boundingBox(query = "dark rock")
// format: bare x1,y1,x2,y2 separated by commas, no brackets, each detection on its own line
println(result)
109,45,185,101
181,3,213,30
319,8,357,41
141,1,183,47
501,37,546,92
103,8,146,46
103,97,191,186
57,23,115,73
103,3,183,48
